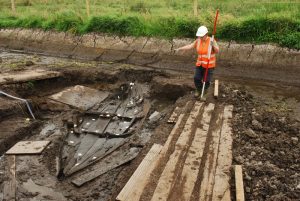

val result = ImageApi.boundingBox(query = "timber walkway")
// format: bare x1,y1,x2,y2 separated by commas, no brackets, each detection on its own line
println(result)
117,101,233,201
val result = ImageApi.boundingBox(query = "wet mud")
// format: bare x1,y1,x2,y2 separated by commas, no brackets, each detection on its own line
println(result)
0,49,299,201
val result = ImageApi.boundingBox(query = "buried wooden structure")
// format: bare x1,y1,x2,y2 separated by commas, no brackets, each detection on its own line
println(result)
49,85,109,111
50,82,151,184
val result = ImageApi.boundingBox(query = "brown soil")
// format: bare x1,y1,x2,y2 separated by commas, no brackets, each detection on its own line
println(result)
0,50,299,201
219,84,300,201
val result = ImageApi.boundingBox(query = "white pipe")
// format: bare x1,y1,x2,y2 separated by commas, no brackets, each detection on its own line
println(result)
0,91,36,119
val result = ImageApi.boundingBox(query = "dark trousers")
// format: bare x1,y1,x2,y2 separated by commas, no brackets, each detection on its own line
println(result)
194,66,214,91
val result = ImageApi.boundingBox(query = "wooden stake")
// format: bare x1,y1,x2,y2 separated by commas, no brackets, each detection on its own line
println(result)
214,80,219,98
235,165,245,201
11,0,16,13
3,155,16,201
86,0,90,17
193,0,198,17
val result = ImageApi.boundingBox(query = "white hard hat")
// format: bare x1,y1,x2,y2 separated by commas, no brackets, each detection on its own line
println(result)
196,26,208,37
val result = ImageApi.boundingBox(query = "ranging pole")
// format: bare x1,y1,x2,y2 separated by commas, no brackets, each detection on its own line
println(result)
200,9,219,99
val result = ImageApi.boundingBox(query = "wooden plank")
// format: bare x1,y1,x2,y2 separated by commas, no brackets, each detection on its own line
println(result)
3,155,16,201
66,138,126,176
235,165,245,201
221,188,231,201
151,102,203,201
167,106,180,123
63,134,100,174
116,102,189,201
72,147,140,187
199,109,224,201
116,144,163,201
177,103,215,201
49,85,109,110
212,105,233,201
161,114,184,155
162,101,191,155
6,141,50,154
75,134,99,160
214,80,219,97
0,69,61,85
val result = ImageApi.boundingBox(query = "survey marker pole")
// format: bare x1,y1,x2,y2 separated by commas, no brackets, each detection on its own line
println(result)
201,9,219,99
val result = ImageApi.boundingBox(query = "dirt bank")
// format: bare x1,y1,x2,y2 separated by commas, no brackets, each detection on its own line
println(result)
0,29,299,86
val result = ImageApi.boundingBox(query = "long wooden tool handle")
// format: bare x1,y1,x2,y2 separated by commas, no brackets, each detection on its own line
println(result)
201,9,219,99
212,9,219,35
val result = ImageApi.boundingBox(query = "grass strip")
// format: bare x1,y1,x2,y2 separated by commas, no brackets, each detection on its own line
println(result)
0,14,299,49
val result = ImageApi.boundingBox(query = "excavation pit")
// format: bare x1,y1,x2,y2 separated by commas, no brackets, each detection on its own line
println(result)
0,49,299,201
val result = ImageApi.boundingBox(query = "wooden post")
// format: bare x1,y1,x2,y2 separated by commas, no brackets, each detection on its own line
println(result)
235,165,245,201
11,0,16,13
86,0,90,17
193,0,198,17
214,79,219,98
3,155,16,201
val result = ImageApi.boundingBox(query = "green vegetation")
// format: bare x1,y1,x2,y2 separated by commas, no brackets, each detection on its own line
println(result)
0,0,299,49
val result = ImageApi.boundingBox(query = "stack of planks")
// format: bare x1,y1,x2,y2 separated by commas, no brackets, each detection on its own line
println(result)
117,101,234,201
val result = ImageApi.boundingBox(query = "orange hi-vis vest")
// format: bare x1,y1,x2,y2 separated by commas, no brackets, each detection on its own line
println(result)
195,36,216,68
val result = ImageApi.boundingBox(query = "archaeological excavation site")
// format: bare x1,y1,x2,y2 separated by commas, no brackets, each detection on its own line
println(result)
0,29,299,201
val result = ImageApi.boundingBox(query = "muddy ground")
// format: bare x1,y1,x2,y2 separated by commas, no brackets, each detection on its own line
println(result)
0,49,299,201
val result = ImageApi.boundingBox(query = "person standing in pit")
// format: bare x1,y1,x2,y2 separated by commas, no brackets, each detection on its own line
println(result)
175,26,219,98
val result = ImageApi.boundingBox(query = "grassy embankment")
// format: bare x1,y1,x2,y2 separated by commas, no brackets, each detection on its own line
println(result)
0,0,299,49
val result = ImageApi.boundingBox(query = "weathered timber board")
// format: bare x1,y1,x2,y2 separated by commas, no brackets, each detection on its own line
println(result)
0,69,61,85
49,85,109,110
212,105,233,201
116,144,163,201
6,141,50,154
175,103,215,201
199,107,223,201
72,147,140,187
151,102,203,201
66,138,127,175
